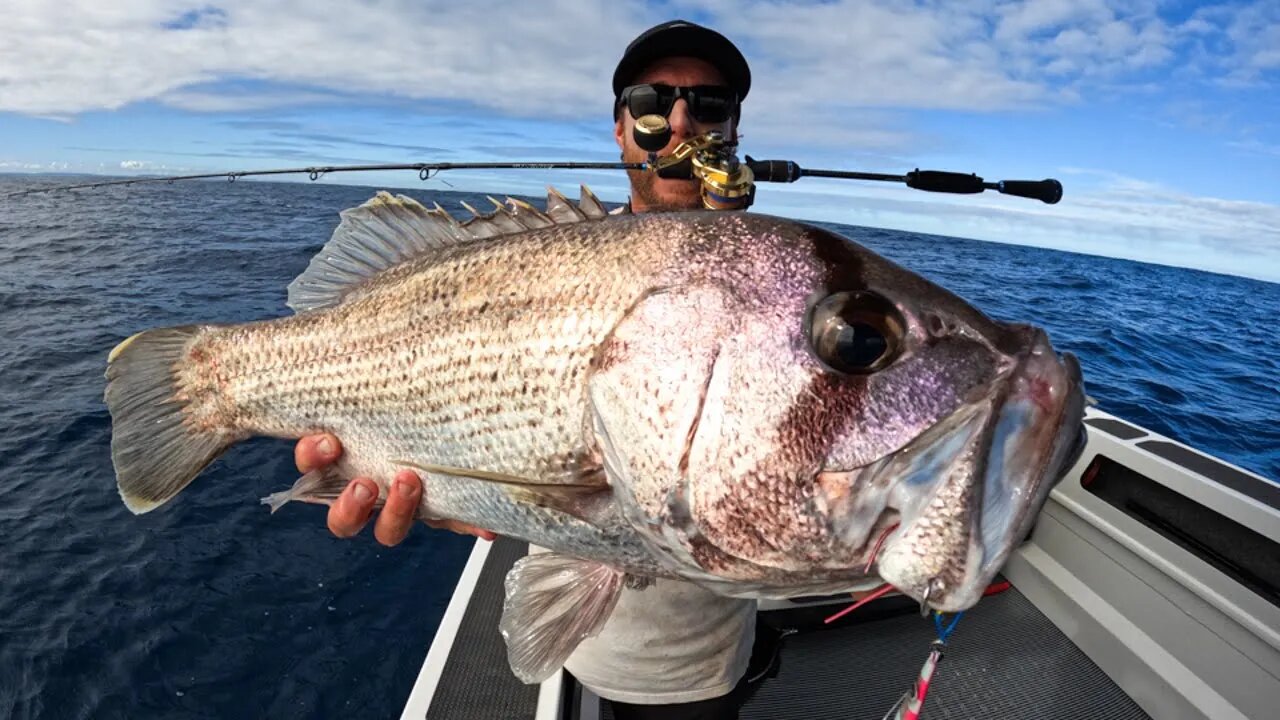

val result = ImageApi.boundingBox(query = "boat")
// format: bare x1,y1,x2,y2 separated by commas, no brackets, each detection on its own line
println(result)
15,133,1274,720
397,405,1280,719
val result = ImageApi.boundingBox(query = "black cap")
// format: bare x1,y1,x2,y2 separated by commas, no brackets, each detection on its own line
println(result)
612,20,751,102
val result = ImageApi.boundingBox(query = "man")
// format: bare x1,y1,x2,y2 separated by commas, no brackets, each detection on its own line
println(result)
293,20,772,720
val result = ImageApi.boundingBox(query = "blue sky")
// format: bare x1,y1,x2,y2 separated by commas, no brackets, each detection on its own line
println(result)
2,0,1277,281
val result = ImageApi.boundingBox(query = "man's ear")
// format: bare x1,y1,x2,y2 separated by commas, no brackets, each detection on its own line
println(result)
614,115,626,151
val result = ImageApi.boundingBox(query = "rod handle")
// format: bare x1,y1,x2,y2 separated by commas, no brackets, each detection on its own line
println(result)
744,156,802,183
997,179,1063,204
905,170,985,195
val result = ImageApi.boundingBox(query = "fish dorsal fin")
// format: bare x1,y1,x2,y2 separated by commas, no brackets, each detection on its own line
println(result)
286,184,621,312
577,185,608,219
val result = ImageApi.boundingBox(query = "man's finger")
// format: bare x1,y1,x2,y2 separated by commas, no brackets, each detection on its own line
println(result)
327,477,377,538
467,525,498,542
425,518,499,542
295,433,342,473
374,470,422,547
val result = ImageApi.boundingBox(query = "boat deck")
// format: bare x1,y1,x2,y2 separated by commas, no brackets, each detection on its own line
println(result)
726,587,1149,720
403,536,1151,720
401,409,1280,720
419,538,537,720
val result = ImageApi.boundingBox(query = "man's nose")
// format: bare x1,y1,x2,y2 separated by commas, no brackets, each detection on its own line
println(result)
668,98,695,140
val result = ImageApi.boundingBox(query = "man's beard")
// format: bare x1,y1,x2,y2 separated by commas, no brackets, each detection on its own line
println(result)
622,145,703,211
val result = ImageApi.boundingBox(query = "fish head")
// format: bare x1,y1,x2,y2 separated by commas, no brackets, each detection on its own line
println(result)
605,214,1086,609
778,221,1088,611
838,319,1088,613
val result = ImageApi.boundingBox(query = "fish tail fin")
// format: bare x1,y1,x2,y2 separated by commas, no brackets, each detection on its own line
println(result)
104,325,235,514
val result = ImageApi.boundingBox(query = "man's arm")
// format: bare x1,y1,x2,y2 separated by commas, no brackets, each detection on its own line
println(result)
295,434,497,546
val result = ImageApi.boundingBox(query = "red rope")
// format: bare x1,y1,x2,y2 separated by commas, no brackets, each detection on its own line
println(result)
864,522,900,573
823,579,1011,626
824,582,895,624
983,580,1012,596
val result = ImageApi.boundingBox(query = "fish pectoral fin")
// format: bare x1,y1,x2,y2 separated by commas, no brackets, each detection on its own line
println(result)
499,553,628,684
260,466,367,513
393,460,601,489
393,460,608,519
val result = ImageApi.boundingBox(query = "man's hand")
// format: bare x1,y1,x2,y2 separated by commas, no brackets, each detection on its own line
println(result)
295,433,497,546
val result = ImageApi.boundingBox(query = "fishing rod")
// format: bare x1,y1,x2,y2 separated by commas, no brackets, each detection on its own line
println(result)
0,162,641,197
3,114,1063,207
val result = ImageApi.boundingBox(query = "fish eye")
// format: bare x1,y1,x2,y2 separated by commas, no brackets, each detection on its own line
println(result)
807,292,904,375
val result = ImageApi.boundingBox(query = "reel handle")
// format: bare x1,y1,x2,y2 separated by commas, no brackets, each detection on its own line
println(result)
633,114,672,153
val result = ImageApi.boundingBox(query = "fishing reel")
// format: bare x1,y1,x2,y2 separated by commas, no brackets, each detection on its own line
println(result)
632,114,756,211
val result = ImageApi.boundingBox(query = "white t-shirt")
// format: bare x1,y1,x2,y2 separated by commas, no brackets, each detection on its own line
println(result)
563,575,758,705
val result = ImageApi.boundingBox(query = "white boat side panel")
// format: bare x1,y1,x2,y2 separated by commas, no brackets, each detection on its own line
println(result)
1051,477,1280,657
1008,541,1251,720
1083,409,1278,532
1007,430,1280,720
399,539,494,720
1047,505,1279,711
534,669,564,720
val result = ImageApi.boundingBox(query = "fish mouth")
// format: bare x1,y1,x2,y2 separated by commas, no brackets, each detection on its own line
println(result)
857,326,1087,613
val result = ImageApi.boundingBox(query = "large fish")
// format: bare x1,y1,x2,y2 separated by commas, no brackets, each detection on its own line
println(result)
104,187,1086,683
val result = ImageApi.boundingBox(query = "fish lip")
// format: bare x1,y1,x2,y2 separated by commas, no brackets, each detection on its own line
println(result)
870,328,1086,613
836,394,996,601
944,334,1086,611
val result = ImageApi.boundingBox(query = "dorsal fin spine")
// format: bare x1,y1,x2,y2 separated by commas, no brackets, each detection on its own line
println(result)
285,185,627,313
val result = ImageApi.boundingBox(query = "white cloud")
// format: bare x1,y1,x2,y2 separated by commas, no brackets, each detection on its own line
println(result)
0,160,53,170
2,0,1275,283
118,159,183,171
0,1,1271,136
994,0,1099,41
160,87,350,112
693,0,1046,111
1,158,188,174
0,0,649,116
741,167,1280,284
258,157,1278,285
1182,1,1280,85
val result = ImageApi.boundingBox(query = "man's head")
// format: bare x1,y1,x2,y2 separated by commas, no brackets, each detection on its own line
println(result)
611,21,750,212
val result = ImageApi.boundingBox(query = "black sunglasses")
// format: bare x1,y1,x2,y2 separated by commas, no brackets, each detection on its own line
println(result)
618,83,738,124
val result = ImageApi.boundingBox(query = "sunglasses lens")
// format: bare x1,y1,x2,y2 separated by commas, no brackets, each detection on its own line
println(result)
623,85,735,123
691,89,732,123
627,85,671,118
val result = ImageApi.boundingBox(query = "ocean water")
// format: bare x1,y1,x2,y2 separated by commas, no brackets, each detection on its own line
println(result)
1,175,1276,719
